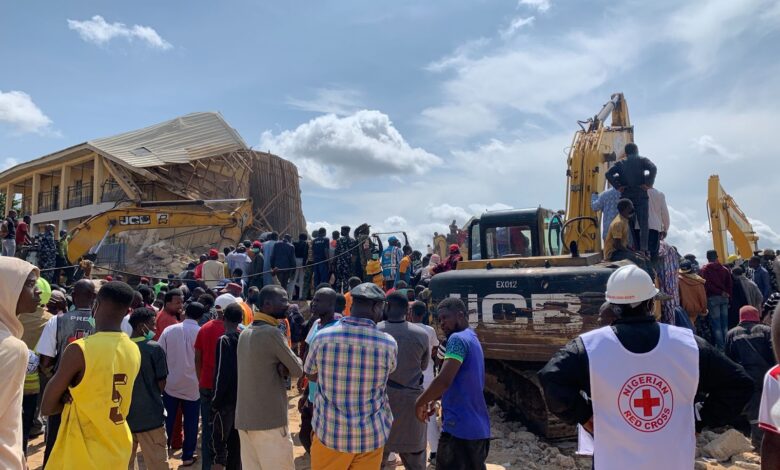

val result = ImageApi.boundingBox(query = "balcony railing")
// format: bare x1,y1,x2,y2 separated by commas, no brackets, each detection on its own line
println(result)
21,196,31,215
67,183,93,209
37,190,59,213
101,180,124,203
101,180,157,202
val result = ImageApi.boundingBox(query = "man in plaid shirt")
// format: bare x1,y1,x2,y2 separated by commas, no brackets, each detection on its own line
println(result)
304,283,397,469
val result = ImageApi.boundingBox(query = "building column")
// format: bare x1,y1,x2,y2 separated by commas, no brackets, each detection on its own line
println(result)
93,154,104,204
4,184,11,214
31,173,41,215
59,165,70,211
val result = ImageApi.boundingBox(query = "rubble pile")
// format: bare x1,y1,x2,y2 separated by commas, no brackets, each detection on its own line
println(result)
485,407,761,469
117,231,196,278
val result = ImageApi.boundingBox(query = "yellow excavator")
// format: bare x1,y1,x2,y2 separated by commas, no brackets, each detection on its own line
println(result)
707,175,759,261
66,198,255,265
429,93,637,437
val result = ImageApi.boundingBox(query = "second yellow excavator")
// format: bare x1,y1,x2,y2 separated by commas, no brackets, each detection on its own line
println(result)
66,198,255,265
707,174,759,261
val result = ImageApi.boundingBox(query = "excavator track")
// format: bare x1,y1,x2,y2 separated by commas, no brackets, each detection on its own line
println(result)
484,359,575,440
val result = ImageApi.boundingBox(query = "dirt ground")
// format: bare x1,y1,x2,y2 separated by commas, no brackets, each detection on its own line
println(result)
25,389,759,469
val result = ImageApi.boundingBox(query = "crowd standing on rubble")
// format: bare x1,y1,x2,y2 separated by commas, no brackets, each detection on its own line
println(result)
3,145,780,468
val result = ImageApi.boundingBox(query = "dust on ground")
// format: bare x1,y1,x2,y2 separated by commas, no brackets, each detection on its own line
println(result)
26,390,761,469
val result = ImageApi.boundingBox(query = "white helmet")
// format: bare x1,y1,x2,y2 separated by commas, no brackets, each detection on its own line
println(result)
605,265,658,305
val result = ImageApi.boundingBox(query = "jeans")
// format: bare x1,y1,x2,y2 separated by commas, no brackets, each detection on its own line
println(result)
163,392,200,461
313,260,329,287
707,295,730,349
2,238,16,257
200,389,213,470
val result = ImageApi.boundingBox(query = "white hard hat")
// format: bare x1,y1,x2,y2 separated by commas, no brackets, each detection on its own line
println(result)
605,265,658,305
215,293,238,310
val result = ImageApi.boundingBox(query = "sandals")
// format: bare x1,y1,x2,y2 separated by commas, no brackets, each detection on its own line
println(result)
180,456,198,467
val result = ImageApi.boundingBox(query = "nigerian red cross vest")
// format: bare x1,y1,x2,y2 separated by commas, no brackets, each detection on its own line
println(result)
581,323,699,470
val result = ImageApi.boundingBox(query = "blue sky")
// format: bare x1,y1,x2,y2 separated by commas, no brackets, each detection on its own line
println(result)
2,0,780,255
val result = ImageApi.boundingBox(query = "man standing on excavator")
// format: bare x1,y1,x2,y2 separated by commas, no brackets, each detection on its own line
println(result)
540,265,753,470
605,143,657,256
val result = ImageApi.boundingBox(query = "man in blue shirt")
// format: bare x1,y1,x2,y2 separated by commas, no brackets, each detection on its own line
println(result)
311,228,331,287
415,298,490,470
591,185,620,242
750,256,772,301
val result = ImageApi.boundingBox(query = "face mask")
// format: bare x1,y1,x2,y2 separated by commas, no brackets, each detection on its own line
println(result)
143,328,155,341
87,316,96,328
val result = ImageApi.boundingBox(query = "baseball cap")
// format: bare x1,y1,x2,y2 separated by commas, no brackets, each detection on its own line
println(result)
215,293,238,310
350,283,386,301
209,248,219,257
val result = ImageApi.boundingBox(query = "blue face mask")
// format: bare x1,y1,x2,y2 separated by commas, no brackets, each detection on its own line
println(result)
87,316,96,329
143,329,155,341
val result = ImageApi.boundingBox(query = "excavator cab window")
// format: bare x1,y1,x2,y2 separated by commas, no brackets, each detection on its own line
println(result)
544,214,563,256
485,226,533,258
469,222,481,260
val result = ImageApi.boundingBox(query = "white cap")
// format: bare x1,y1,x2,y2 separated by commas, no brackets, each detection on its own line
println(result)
215,293,238,310
605,265,658,305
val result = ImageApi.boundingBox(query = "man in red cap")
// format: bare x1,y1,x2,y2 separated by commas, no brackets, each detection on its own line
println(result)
203,249,226,290
726,305,774,448
432,245,462,275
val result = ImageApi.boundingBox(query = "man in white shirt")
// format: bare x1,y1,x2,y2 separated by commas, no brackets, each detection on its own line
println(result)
634,187,669,262
158,301,204,466
202,249,226,290
410,300,440,465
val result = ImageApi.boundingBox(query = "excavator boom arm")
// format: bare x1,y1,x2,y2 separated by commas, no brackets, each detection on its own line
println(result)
67,199,254,264
707,175,759,261
563,93,634,254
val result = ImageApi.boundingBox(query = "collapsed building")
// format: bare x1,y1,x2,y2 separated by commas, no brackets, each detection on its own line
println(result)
0,112,306,273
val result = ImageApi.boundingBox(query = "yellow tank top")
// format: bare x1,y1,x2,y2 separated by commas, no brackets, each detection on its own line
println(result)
46,332,141,470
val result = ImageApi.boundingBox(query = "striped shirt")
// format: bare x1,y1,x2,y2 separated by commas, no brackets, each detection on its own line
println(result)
304,316,398,453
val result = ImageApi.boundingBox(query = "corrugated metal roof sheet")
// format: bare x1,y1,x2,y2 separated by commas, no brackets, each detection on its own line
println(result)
0,112,249,184
89,112,248,168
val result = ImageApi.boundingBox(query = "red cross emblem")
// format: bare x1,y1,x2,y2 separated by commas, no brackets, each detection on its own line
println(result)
618,374,674,433
633,389,661,417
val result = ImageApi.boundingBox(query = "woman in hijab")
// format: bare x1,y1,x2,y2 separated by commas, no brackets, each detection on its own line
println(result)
421,254,441,282
0,257,42,469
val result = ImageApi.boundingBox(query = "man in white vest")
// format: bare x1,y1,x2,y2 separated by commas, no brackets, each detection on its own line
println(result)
540,264,753,470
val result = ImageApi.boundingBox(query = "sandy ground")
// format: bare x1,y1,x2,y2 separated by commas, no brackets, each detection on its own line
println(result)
25,389,760,469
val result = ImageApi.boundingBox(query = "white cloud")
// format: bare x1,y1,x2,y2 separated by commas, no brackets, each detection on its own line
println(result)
287,88,363,116
259,110,442,189
667,0,779,71
691,135,741,161
422,26,639,138
500,16,535,39
518,0,551,12
427,203,472,222
0,157,18,171
0,90,53,134
67,15,172,50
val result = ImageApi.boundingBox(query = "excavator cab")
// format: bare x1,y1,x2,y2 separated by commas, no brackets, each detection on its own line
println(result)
466,208,562,262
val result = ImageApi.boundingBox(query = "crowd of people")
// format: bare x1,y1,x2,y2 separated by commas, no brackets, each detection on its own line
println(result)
0,218,480,470
591,143,780,453
1,143,780,469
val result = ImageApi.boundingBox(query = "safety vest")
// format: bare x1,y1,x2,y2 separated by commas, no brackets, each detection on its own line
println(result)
580,323,699,470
